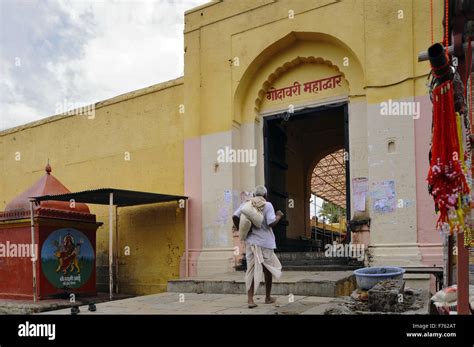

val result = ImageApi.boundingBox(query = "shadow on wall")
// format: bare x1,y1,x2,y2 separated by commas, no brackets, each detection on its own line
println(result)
96,201,185,295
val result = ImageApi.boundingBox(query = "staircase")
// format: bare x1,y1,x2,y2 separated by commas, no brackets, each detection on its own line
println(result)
277,252,364,271
235,251,364,272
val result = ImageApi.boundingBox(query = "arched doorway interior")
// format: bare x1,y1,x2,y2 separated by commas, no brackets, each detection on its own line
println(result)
263,102,350,252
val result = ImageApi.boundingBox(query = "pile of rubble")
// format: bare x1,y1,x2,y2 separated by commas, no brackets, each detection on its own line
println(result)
324,280,426,314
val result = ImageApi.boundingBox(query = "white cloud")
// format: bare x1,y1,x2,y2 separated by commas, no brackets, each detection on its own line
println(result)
0,0,209,130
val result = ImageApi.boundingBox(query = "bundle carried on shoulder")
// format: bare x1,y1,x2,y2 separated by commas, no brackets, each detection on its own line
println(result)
239,196,266,240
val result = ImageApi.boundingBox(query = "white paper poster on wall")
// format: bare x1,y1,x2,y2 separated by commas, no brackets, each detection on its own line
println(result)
352,177,368,212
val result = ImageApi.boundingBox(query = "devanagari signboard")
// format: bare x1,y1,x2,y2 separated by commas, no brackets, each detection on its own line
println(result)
265,75,343,102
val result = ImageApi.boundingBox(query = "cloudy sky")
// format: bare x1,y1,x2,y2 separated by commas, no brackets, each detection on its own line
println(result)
0,0,209,131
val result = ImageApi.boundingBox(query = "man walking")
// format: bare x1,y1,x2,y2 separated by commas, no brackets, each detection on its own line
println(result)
232,185,284,308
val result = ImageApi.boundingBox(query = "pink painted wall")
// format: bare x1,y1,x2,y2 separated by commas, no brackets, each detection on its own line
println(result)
180,137,202,277
414,95,443,267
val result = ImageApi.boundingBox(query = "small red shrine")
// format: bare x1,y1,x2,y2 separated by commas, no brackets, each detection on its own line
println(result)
0,163,101,300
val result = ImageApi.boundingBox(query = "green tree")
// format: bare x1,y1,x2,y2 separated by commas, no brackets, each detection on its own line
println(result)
319,200,345,223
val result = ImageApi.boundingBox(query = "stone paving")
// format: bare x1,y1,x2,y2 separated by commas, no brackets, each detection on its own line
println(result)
36,271,430,315
0,293,132,314
39,292,336,315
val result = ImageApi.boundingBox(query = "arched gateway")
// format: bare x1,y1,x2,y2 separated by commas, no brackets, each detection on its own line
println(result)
232,34,357,253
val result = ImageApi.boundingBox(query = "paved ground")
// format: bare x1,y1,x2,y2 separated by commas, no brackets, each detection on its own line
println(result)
40,292,337,315
167,271,356,297
0,293,133,314
169,271,353,282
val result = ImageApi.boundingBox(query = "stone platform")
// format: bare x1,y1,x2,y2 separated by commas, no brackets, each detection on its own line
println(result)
167,271,356,297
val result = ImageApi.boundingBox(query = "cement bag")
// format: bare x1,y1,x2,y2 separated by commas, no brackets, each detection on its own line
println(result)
241,201,264,228
239,214,252,240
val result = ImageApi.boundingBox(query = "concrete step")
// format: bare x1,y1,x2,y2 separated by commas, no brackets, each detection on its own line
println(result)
276,252,362,264
276,252,333,261
236,252,364,272
279,259,354,266
167,271,356,297
282,265,362,272
275,252,364,270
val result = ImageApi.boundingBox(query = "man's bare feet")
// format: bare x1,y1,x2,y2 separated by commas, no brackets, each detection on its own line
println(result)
248,302,258,308
264,297,277,304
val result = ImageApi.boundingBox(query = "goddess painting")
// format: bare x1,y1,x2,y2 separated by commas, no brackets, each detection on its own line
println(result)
53,234,82,274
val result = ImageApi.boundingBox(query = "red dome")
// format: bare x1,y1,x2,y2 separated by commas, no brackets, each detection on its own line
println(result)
4,163,90,214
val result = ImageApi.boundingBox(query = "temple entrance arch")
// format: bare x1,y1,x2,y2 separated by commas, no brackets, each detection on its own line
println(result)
254,57,351,252
262,102,349,252
233,34,364,253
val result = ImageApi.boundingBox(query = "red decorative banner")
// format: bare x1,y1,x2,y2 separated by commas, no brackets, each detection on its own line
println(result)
266,75,342,101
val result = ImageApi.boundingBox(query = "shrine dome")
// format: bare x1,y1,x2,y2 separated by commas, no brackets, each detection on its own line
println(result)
1,163,90,220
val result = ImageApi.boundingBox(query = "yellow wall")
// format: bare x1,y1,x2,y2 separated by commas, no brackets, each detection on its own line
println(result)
116,201,184,294
0,79,185,295
182,0,442,133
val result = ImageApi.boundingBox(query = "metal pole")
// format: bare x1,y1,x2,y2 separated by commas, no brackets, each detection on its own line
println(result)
323,218,326,245
115,205,119,294
418,41,474,62
109,192,114,301
313,195,317,221
185,199,189,278
29,199,37,303
313,195,317,243
331,220,333,244
344,103,351,244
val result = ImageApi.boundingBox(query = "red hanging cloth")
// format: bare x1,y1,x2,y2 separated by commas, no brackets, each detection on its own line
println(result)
427,80,470,230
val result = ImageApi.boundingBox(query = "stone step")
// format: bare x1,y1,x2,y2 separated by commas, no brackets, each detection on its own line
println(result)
276,252,333,261
279,259,354,266
235,264,362,272
275,252,364,269
276,252,361,263
237,253,364,272
167,271,356,297
282,265,362,272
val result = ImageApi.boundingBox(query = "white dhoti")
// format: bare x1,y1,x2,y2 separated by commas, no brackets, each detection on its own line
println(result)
245,243,282,295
